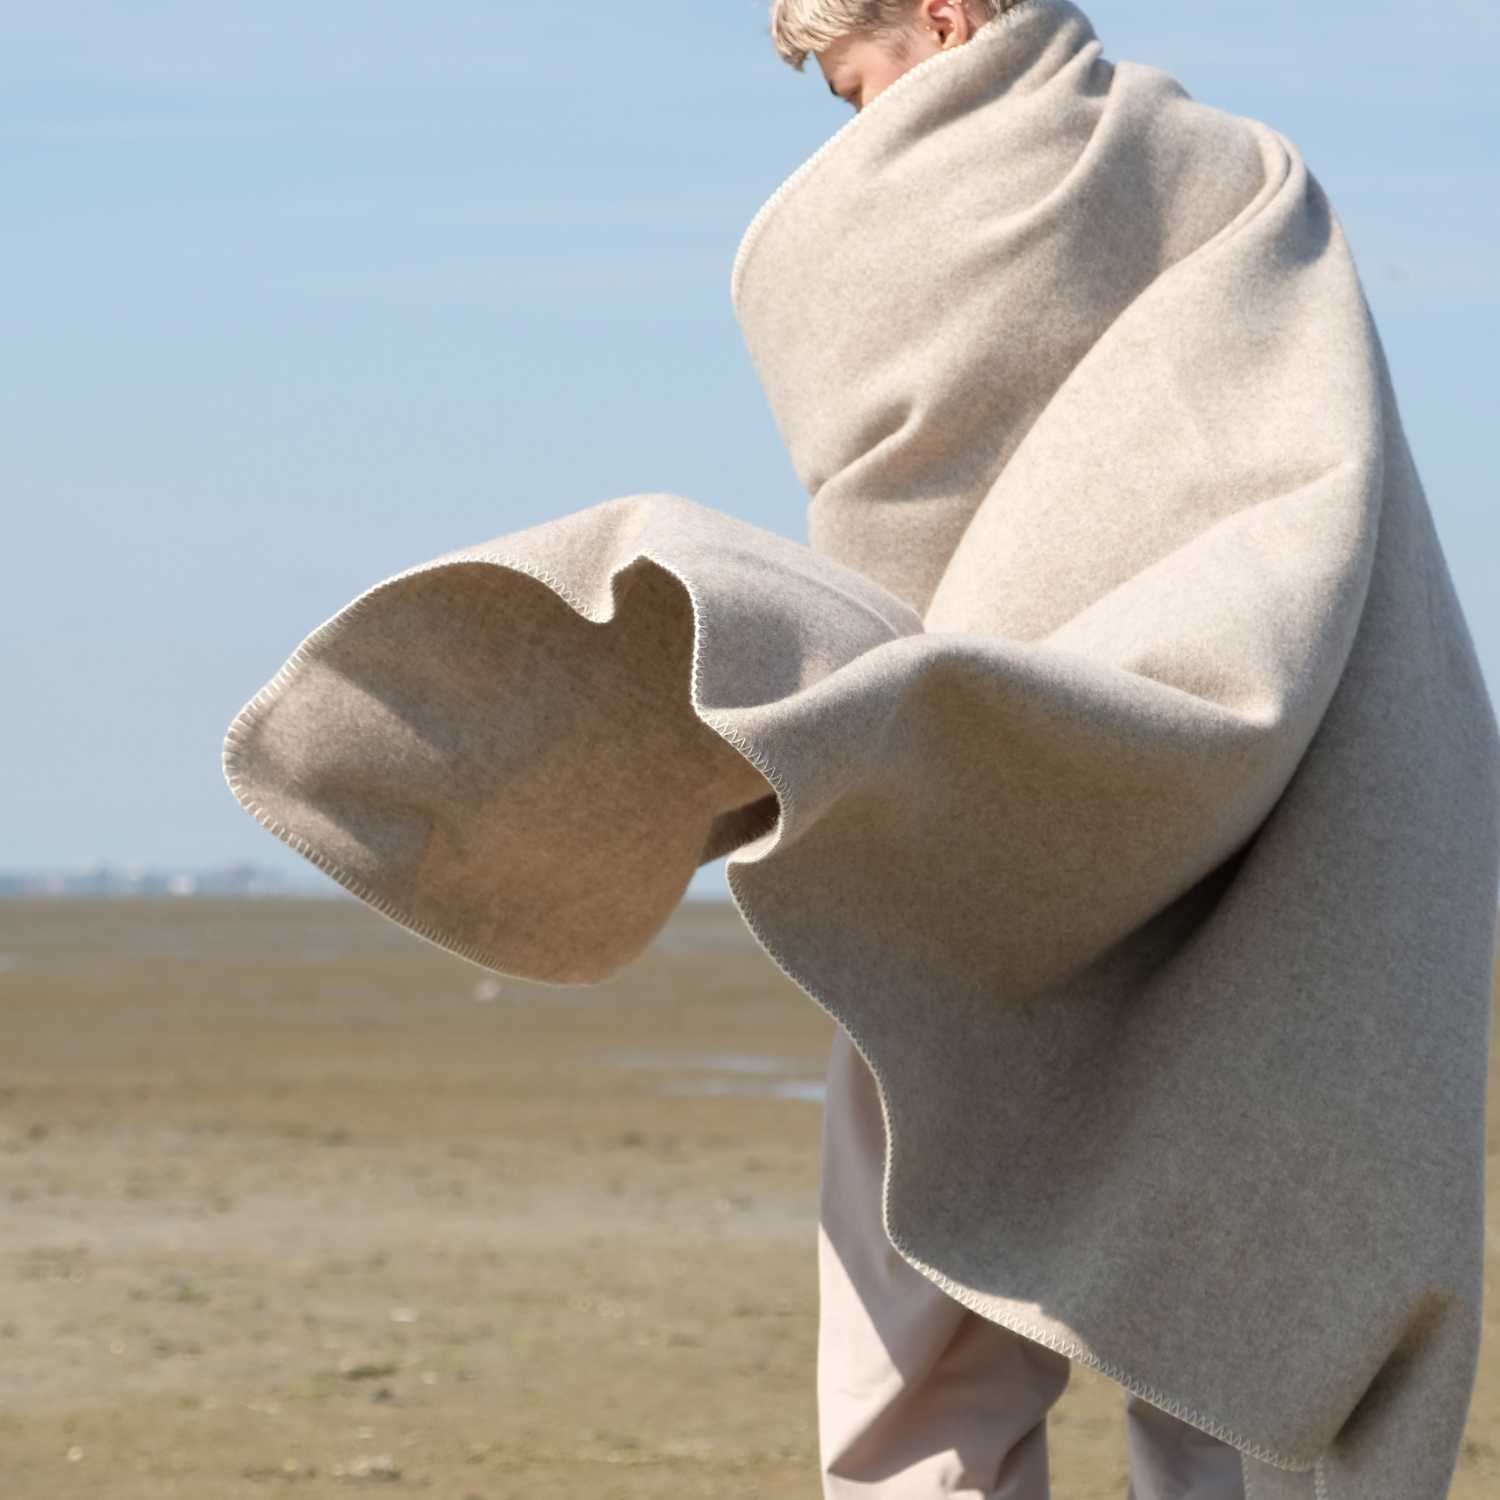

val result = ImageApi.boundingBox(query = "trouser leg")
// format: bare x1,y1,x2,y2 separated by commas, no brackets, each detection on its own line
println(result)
817,1022,1073,1499
1123,1389,1248,1500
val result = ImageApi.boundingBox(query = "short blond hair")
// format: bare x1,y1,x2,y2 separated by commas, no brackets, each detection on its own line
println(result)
767,0,1008,71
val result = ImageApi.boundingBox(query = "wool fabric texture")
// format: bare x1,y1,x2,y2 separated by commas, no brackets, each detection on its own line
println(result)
222,3,1500,1495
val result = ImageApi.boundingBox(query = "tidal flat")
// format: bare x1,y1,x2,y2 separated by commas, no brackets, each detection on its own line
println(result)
0,895,1495,1497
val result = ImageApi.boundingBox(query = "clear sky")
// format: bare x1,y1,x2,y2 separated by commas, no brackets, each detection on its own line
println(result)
6,0,1496,898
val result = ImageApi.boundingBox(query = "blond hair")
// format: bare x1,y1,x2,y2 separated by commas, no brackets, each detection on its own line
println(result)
767,0,1008,71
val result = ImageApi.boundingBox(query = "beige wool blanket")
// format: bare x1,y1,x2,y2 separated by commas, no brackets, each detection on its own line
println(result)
222,2,1500,1494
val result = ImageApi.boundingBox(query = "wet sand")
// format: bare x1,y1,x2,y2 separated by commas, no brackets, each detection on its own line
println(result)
0,895,1495,1497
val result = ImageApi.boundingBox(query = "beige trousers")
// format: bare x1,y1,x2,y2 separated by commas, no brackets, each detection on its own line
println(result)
818,1023,1247,1500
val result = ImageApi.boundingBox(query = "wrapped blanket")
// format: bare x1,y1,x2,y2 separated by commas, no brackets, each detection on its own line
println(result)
221,2,1500,1494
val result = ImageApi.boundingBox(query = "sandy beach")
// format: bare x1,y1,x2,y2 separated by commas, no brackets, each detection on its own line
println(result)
0,895,1495,1497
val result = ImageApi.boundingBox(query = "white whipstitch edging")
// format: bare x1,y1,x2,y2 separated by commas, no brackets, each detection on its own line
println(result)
656,555,1318,1475
221,552,599,985
728,0,1045,310
224,541,1319,1472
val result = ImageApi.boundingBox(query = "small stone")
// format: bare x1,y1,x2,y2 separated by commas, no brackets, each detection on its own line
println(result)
343,1453,401,1481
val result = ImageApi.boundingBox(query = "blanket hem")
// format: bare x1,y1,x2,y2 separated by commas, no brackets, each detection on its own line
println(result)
224,540,1323,1472
664,548,1321,1472
221,552,608,986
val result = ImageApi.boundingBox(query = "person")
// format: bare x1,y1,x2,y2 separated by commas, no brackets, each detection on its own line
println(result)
767,3,1249,1497
817,1014,1249,1500
223,1,1496,1494
777,0,997,112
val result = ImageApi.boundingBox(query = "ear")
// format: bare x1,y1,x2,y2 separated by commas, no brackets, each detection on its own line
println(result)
924,0,973,45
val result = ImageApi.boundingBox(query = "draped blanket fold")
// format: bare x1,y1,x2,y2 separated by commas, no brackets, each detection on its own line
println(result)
222,3,1500,1495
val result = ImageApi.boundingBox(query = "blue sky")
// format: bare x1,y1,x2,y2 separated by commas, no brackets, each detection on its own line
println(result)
5,0,1496,899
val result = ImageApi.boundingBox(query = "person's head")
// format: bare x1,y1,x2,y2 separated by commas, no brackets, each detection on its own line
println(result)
769,1,1006,112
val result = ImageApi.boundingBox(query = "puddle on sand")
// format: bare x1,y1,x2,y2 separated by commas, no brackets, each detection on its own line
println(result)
602,1050,826,1104
662,1076,826,1103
